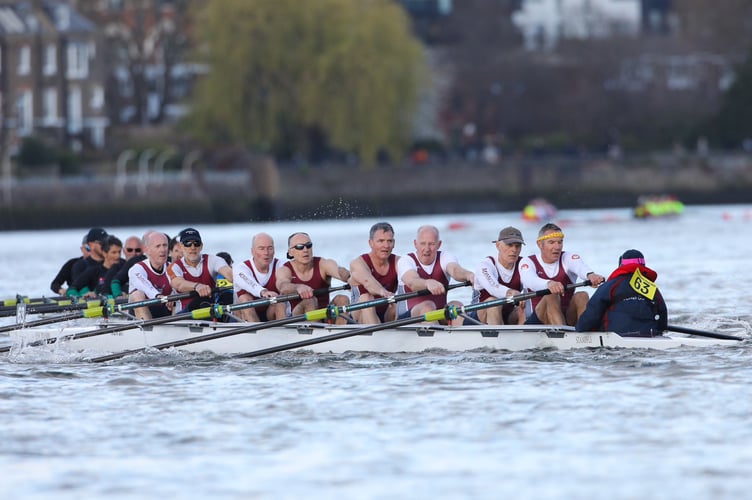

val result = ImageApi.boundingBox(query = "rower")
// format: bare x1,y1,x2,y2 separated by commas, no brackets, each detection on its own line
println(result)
167,228,234,314
128,231,173,319
396,224,475,326
349,222,400,324
275,232,351,324
233,232,286,322
518,223,604,326
469,226,527,325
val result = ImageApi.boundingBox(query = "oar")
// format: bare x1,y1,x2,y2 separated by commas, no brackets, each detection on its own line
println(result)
2,294,67,307
0,292,203,335
0,285,239,335
0,288,229,352
0,297,120,318
232,281,590,358
5,285,348,356
0,298,129,333
88,281,471,362
665,324,743,341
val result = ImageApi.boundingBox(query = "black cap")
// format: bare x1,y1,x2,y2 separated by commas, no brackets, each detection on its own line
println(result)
85,227,108,244
216,251,233,265
178,227,202,245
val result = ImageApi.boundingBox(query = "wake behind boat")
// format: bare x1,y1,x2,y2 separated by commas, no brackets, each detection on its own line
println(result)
5,320,740,359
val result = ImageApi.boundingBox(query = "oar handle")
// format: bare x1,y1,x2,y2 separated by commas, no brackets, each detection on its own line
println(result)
218,284,351,316
459,280,591,317
109,286,233,315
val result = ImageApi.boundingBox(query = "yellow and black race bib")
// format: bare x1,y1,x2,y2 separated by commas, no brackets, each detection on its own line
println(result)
216,278,233,288
629,268,657,300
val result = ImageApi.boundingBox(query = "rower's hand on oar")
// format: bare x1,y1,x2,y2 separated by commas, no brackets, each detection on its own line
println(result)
260,289,279,299
508,289,526,309
156,294,175,312
296,284,315,299
426,279,446,296
586,273,605,286
547,280,565,295
194,283,213,297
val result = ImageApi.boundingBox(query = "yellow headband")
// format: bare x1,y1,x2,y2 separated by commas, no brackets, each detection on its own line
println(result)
537,231,564,242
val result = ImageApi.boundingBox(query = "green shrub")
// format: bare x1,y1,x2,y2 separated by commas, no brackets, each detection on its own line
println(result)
17,136,56,166
57,150,81,176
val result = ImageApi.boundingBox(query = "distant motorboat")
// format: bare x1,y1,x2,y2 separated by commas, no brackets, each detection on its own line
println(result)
633,195,684,219
522,198,558,222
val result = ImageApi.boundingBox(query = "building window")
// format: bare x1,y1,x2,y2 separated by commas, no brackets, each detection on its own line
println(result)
44,44,57,76
16,90,33,135
67,43,89,79
67,86,82,133
18,45,31,75
90,85,104,110
43,88,58,124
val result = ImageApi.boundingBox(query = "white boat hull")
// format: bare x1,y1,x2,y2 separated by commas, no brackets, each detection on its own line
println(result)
5,320,740,357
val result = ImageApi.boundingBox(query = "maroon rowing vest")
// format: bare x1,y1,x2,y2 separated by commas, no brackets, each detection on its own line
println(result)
285,257,330,309
529,254,573,310
173,255,215,309
405,252,448,310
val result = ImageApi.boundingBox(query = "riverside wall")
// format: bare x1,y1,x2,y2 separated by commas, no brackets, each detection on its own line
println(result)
1,153,751,231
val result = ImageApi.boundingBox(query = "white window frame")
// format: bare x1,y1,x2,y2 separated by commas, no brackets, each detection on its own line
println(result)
90,85,104,110
43,87,58,125
67,86,83,133
18,45,30,75
66,43,89,79
44,44,57,76
16,90,33,135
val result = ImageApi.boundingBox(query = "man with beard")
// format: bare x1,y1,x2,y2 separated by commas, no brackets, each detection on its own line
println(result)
167,228,233,313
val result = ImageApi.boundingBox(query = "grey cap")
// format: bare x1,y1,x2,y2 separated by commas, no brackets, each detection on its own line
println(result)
494,226,525,245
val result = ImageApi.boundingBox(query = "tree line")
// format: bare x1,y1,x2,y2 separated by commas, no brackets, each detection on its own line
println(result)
81,0,752,167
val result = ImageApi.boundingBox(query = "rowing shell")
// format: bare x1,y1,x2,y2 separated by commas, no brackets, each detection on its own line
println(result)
4,321,740,357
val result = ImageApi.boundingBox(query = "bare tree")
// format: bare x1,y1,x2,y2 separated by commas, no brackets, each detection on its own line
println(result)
79,0,195,125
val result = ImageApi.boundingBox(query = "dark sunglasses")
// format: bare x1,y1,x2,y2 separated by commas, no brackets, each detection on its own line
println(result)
183,241,202,248
126,248,142,253
291,242,313,250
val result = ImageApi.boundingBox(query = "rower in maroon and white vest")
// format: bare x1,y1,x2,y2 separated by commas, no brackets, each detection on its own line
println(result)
233,232,286,322
275,232,351,324
349,222,400,324
128,231,174,319
167,227,233,313
470,226,527,325
396,225,474,325
518,223,604,326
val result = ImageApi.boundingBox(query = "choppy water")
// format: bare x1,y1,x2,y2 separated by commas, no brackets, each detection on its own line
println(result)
1,205,751,499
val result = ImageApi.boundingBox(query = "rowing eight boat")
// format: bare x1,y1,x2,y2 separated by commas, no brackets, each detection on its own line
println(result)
4,320,741,358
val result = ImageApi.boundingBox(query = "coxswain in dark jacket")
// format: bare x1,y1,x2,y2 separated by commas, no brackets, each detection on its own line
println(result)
575,249,667,336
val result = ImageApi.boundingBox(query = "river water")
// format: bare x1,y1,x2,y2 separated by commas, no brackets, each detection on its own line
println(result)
1,205,751,499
